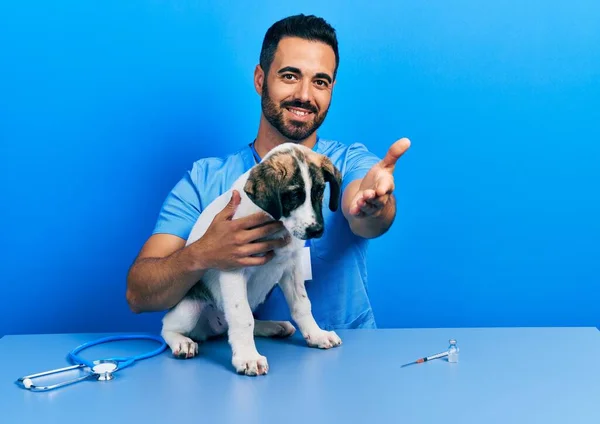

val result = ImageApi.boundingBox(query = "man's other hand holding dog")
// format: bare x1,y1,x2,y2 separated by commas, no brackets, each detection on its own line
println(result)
126,192,289,313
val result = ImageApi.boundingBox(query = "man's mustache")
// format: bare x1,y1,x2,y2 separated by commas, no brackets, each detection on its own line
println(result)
281,100,318,114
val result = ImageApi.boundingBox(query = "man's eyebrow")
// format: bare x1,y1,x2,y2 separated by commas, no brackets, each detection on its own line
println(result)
277,66,333,84
277,66,302,75
314,72,333,84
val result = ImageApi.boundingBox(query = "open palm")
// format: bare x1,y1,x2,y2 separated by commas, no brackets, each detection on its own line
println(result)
349,138,411,217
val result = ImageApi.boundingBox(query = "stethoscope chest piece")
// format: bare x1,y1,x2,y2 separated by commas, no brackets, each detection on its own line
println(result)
91,360,119,381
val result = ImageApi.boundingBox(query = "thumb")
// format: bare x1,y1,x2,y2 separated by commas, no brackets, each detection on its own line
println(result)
218,190,241,220
381,137,411,170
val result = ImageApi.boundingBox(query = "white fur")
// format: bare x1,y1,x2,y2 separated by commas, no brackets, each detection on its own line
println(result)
161,143,341,375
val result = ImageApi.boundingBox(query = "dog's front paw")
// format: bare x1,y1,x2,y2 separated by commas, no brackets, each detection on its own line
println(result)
232,351,269,376
304,330,342,349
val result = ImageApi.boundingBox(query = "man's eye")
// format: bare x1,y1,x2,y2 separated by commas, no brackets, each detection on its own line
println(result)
283,74,296,81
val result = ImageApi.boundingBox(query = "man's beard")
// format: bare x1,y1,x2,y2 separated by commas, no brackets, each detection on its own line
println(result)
261,80,329,142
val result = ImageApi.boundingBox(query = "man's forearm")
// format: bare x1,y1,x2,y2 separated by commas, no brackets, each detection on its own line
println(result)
126,246,207,313
348,194,396,239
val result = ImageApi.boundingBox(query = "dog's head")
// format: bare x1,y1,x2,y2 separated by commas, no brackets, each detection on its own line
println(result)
243,143,342,240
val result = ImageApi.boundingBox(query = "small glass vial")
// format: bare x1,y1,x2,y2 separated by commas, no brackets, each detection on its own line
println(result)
447,339,459,363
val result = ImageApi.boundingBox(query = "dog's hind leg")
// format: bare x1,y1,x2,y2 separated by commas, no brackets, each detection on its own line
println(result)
254,319,296,338
161,297,203,359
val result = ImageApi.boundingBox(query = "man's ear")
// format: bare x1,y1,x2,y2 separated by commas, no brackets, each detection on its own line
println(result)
321,157,342,212
254,65,265,96
244,163,283,220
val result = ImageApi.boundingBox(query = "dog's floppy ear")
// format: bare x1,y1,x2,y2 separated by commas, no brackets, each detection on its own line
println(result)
321,157,342,212
244,162,283,220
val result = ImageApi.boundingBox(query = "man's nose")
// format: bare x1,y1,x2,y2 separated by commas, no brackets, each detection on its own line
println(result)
295,79,311,103
305,224,323,239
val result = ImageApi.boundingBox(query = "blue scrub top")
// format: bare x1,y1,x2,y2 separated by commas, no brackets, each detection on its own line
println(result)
153,137,381,330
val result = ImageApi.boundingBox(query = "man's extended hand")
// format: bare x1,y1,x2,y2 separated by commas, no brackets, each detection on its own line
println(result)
190,190,291,271
348,138,411,218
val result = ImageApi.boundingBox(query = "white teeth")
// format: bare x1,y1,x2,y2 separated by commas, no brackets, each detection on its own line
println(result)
288,108,309,116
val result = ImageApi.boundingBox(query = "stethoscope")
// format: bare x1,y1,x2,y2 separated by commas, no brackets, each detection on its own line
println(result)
16,334,167,392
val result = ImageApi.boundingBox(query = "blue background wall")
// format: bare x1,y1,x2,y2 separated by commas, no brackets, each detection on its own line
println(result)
1,0,598,336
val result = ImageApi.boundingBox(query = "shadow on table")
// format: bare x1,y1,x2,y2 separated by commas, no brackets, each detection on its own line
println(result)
168,332,311,372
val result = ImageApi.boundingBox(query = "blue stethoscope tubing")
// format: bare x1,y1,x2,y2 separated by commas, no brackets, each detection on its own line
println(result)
17,334,168,391
68,334,167,370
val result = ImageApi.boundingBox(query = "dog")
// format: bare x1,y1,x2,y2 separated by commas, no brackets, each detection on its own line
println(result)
160,142,344,376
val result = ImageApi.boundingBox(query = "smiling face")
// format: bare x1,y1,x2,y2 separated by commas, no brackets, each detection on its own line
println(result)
255,37,337,142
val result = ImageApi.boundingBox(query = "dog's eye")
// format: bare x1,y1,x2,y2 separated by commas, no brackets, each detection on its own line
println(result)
282,189,304,203
312,184,325,198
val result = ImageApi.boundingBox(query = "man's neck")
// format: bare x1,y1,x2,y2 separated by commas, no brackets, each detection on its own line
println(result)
254,115,317,158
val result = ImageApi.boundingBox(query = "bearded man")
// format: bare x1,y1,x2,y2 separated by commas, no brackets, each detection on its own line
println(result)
126,14,411,331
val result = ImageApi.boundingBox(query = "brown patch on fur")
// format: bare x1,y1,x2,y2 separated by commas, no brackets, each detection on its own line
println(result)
244,149,303,219
291,146,307,164
268,151,299,181
244,144,342,219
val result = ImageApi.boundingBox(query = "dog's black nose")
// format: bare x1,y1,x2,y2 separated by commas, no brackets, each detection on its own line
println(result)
305,225,324,239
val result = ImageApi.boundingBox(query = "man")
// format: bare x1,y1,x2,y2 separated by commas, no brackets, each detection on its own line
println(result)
126,14,410,330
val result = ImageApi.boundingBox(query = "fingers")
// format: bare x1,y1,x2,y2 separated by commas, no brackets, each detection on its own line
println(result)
239,235,291,257
239,251,276,267
235,211,278,231
381,137,411,170
365,194,388,209
359,203,381,216
349,189,375,216
358,196,384,215
350,190,389,217
349,190,365,215
241,221,286,244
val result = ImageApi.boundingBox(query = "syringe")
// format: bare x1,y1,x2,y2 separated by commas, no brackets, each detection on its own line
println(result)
401,350,449,368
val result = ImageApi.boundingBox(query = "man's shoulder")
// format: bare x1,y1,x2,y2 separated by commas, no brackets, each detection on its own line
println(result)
186,146,249,181
319,137,358,153
319,137,377,157
317,137,381,171
189,146,248,173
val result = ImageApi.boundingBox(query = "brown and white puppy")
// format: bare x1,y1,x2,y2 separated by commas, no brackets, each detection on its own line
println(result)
160,143,343,376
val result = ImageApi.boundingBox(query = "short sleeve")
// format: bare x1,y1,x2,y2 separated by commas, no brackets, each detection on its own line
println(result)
152,162,203,240
342,142,381,193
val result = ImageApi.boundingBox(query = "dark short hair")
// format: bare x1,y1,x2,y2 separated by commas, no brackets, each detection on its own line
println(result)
259,14,339,79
